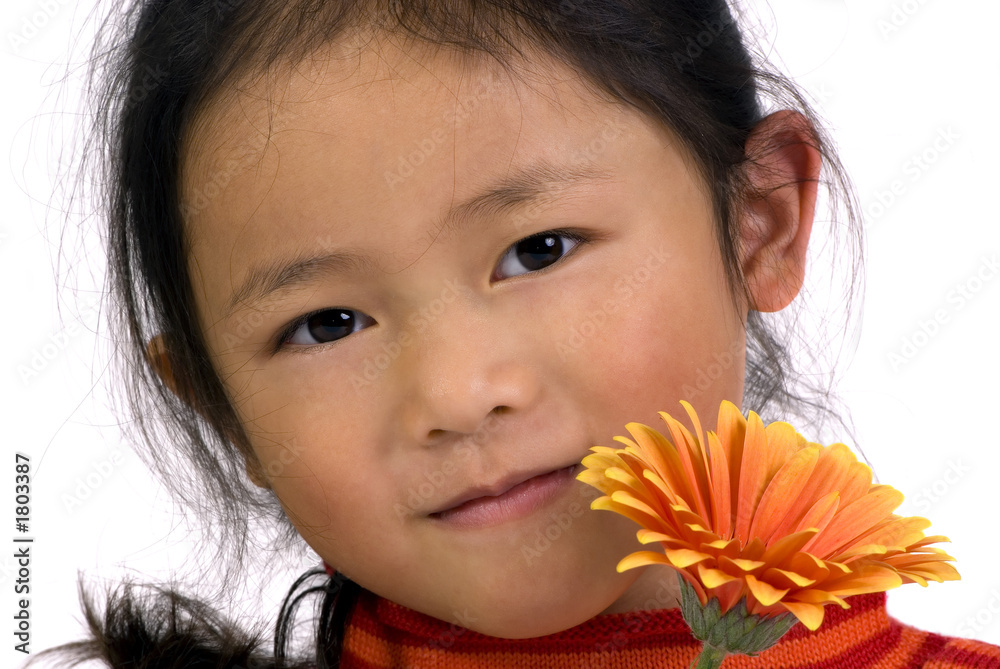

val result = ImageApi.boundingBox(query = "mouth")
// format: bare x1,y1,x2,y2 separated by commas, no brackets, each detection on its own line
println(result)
428,463,583,529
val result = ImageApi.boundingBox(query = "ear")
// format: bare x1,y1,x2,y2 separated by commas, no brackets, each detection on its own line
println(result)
146,334,198,405
145,334,271,490
738,110,821,313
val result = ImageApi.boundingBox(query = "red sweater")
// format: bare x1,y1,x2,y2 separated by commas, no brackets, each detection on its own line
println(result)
340,589,1000,668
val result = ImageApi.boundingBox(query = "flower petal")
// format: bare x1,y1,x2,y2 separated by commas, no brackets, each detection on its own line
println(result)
636,529,677,545
805,485,905,557
590,496,662,529
659,410,712,523
705,431,732,538
847,516,931,553
697,563,739,589
762,567,816,589
745,574,789,606
719,555,766,573
735,413,799,544
822,563,904,597
760,529,819,567
749,446,820,545
780,601,826,631
898,562,960,583
786,589,848,607
801,443,873,508
625,423,697,509
666,548,712,569
789,491,840,538
617,551,673,572
715,401,747,505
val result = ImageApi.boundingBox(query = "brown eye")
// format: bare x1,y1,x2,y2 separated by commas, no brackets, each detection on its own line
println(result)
284,309,375,346
494,231,584,279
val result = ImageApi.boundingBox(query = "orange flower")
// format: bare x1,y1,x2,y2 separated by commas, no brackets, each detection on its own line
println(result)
577,400,959,632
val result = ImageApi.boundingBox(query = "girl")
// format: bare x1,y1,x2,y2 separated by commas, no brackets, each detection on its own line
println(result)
25,0,999,667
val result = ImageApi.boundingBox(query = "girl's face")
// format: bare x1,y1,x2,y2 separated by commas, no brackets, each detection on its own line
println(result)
181,38,749,637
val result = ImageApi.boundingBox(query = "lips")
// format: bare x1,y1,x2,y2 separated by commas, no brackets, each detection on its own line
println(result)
426,463,582,517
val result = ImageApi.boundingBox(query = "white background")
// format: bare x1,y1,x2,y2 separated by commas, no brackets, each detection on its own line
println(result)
3,1,999,667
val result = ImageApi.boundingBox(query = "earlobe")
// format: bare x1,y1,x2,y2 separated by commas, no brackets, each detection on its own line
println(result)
146,334,197,405
738,110,821,313
146,335,272,490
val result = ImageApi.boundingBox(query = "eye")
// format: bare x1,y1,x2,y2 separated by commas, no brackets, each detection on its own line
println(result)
281,308,376,348
493,230,586,280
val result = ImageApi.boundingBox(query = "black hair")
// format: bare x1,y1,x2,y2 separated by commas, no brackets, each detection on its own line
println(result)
36,0,862,666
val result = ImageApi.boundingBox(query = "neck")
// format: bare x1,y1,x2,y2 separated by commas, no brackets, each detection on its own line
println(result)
599,564,682,615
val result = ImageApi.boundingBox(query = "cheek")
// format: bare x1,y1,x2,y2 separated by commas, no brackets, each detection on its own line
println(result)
230,355,372,442
251,430,360,531
232,373,387,526
565,239,745,430
254,427,417,574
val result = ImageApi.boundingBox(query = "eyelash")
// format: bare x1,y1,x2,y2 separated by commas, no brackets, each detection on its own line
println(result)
275,228,590,351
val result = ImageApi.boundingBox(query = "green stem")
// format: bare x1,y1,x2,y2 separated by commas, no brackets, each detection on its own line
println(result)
692,644,728,669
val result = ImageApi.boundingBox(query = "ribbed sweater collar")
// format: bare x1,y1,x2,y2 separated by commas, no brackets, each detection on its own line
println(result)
339,589,940,668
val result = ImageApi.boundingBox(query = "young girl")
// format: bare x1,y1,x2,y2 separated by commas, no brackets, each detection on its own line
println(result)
29,0,1000,667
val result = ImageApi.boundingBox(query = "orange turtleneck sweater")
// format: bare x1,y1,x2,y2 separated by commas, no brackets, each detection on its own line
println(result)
339,589,1000,668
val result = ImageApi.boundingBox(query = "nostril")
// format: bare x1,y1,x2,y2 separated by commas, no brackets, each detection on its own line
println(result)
424,407,510,443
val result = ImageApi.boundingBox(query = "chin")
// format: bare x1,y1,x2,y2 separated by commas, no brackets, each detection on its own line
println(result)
460,569,641,639
468,605,602,639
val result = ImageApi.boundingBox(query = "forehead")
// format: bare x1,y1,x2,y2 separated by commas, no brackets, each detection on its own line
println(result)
179,36,675,308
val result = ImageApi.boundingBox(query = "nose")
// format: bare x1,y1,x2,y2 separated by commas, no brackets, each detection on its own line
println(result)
397,294,540,446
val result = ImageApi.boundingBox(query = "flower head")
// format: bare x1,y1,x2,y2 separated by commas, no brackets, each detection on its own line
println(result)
577,400,959,632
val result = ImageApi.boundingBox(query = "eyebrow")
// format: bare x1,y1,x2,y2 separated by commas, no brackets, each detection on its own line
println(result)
222,158,614,319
